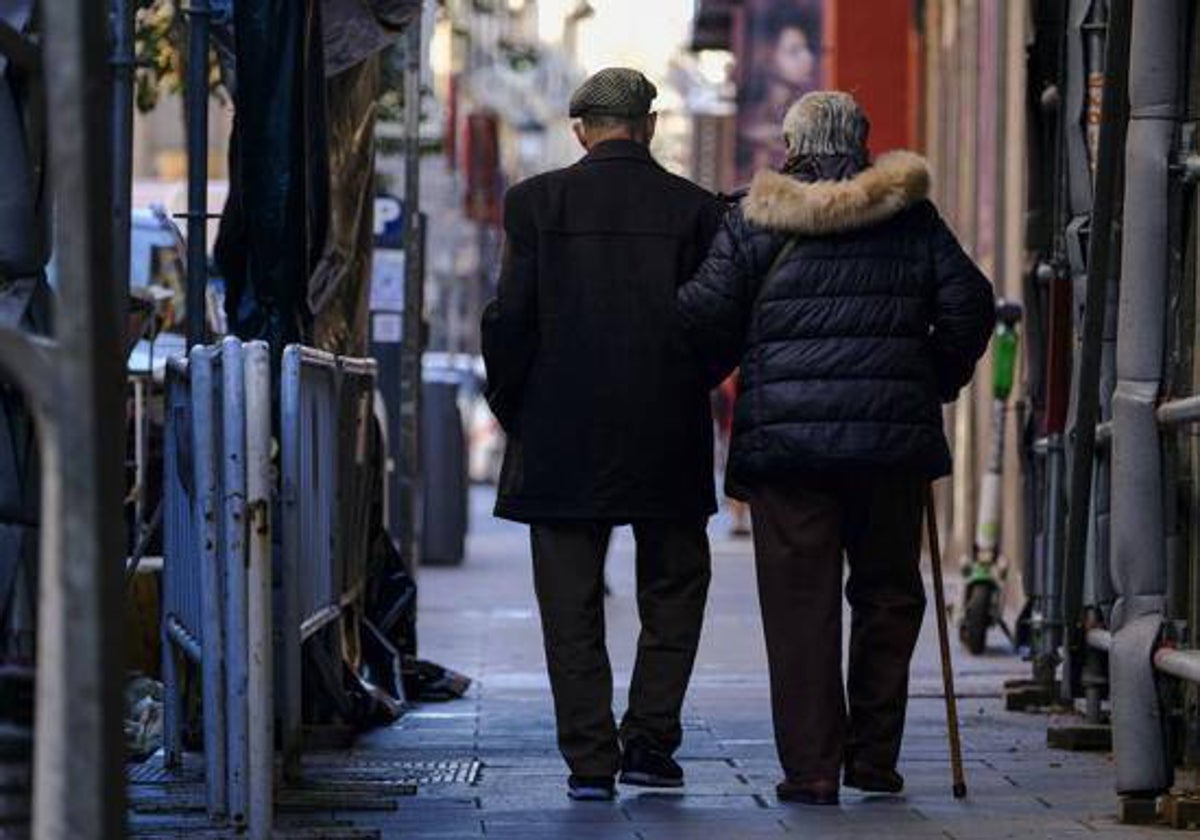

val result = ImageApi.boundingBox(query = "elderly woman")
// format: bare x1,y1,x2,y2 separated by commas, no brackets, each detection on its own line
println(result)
678,92,993,805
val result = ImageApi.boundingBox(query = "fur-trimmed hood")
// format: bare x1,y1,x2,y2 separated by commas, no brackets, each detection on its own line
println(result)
742,151,931,236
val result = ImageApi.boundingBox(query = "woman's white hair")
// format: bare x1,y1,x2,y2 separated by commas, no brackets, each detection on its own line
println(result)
782,91,870,158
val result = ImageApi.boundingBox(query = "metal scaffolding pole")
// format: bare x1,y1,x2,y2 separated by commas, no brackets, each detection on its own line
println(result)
1108,0,1184,798
185,0,211,347
33,0,126,836
110,0,135,304
399,14,424,571
1061,0,1132,702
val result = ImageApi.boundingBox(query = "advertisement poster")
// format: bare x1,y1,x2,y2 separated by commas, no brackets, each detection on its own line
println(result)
736,0,825,185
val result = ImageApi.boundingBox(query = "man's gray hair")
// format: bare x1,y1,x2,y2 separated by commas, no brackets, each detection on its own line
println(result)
782,91,870,158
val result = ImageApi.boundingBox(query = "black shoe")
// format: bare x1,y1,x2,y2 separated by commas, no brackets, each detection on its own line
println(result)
844,763,904,794
619,744,684,788
568,775,616,801
776,778,839,806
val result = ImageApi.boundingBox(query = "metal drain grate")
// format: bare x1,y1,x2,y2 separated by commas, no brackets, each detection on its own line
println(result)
129,755,482,787
304,757,482,786
128,755,203,785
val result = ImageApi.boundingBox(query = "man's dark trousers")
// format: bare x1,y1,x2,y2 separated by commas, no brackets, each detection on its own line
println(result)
749,473,927,784
530,519,711,777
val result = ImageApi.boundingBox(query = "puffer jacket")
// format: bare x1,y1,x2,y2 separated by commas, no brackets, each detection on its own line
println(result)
677,151,994,497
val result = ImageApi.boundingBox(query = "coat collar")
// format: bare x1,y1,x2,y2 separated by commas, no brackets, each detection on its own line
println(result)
742,151,931,236
580,139,658,166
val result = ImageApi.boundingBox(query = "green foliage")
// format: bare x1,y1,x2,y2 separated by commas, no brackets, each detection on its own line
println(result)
134,0,226,113
378,41,409,124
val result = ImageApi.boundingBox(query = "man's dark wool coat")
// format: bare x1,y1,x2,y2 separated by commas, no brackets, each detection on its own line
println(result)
677,151,995,499
482,139,725,523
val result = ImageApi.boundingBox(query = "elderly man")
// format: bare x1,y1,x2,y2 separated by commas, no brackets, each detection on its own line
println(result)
678,92,994,805
481,69,725,801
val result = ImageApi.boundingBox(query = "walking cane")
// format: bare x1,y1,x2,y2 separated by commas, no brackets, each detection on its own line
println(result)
925,483,968,799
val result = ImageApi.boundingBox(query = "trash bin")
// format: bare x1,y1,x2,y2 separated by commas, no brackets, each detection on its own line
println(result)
421,372,468,566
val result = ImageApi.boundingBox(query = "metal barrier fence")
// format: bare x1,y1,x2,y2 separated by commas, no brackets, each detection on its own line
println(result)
160,338,272,835
160,339,377,830
279,345,378,775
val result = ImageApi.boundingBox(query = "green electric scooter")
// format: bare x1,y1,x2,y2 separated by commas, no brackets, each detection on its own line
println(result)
959,299,1023,655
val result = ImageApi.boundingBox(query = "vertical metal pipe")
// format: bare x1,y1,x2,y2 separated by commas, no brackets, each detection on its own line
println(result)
221,338,247,824
111,0,135,303
1041,435,1066,679
243,342,273,840
186,0,211,347
1039,254,1073,682
134,377,146,527
992,0,1008,291
1190,150,1200,768
190,347,228,816
950,0,975,568
1062,0,1132,700
161,365,186,770
399,15,424,572
1034,0,1072,689
279,346,303,781
33,1,126,836
1109,0,1184,797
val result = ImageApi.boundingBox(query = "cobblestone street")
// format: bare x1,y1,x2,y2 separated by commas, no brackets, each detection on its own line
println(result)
337,489,1171,839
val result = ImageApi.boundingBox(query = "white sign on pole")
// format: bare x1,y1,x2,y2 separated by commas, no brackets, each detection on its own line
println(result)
370,248,406,313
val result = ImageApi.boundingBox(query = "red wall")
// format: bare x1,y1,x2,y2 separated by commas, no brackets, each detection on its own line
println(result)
827,0,918,154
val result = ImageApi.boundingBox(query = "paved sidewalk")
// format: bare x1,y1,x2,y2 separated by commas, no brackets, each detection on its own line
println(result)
350,488,1168,839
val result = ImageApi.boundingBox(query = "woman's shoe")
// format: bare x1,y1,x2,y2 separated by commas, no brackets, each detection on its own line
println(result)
775,778,839,806
843,763,904,794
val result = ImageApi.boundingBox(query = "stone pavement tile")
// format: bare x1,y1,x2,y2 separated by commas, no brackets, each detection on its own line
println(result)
915,812,1094,837
480,806,634,827
633,826,790,840
620,794,776,825
351,813,484,838
476,756,564,773
481,825,639,840
1077,816,1179,837
928,823,1123,840
778,800,929,824
480,793,636,820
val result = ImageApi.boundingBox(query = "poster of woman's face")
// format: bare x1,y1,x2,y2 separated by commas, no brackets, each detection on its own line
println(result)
736,0,824,184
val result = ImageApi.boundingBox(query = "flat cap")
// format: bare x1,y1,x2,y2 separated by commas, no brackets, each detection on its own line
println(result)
569,68,658,119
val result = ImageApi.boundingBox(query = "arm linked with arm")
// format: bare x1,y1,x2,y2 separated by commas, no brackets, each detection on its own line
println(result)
675,210,757,389
928,212,996,401
481,187,538,434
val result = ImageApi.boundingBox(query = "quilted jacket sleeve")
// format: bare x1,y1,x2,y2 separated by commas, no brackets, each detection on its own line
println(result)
676,208,758,389
928,209,996,401
481,184,539,434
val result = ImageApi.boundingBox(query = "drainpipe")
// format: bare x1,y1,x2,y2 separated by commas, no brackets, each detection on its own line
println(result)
1061,0,1131,703
1108,0,1183,798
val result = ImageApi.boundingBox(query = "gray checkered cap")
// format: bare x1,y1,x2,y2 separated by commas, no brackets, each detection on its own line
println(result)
569,68,658,119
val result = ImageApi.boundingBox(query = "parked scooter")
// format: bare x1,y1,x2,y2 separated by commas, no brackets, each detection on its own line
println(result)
959,299,1023,654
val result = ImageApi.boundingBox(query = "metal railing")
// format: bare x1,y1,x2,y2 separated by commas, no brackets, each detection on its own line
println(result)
160,340,379,827
159,338,273,834
1080,388,1200,688
278,344,378,776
